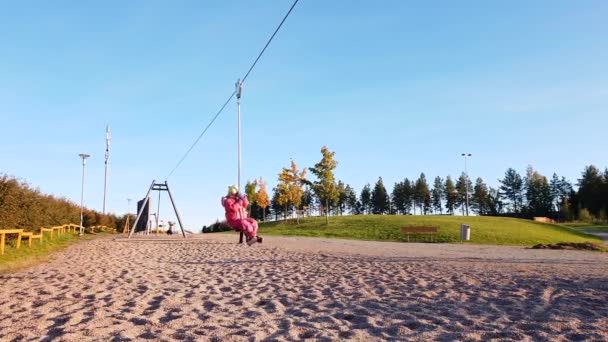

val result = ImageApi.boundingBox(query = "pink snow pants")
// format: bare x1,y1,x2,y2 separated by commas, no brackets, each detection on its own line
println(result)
228,218,258,240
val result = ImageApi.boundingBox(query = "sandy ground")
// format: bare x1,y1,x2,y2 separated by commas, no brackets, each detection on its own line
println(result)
1,234,607,342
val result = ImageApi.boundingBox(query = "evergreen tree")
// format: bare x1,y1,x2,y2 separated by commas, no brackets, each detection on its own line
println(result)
300,186,314,217
336,181,346,215
392,181,405,214
444,176,457,215
486,187,503,216
360,183,372,214
414,173,431,215
455,173,472,215
524,166,553,216
431,176,444,214
371,177,390,214
402,178,414,214
471,177,490,215
270,188,285,220
344,185,357,214
577,165,604,217
500,168,524,214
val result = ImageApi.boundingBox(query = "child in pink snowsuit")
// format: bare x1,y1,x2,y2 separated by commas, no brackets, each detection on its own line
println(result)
221,185,262,246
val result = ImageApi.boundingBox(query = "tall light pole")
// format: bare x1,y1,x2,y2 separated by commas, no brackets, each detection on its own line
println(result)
461,153,472,216
102,126,111,214
235,79,243,191
78,153,91,235
235,79,244,244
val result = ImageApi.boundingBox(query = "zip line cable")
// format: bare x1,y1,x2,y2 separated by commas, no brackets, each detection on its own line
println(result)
165,0,301,180
241,0,300,83
165,91,236,180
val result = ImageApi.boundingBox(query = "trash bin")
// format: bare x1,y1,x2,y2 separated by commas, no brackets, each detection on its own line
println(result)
460,224,471,241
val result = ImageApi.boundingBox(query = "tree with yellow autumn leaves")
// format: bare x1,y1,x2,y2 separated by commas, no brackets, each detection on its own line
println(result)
256,177,270,221
276,160,307,223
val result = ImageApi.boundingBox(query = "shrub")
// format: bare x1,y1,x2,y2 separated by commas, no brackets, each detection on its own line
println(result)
578,208,593,223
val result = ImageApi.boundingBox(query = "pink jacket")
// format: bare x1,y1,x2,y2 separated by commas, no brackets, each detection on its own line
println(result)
221,194,248,223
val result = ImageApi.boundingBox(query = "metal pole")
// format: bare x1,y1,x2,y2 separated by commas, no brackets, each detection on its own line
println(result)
78,154,90,235
103,126,110,215
236,79,244,244
156,189,161,231
128,180,155,239
465,156,469,216
165,181,187,238
80,159,85,235
462,153,472,216
236,79,243,190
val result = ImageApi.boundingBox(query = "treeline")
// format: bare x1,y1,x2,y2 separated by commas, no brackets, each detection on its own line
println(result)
0,174,124,232
243,147,608,223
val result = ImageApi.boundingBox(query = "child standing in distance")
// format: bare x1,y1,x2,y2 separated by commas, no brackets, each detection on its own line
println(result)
221,185,263,245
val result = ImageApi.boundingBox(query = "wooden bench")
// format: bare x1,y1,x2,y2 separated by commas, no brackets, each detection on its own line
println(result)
0,229,24,255
401,226,439,242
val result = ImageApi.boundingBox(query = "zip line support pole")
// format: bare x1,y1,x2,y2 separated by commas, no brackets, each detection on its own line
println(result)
236,79,245,244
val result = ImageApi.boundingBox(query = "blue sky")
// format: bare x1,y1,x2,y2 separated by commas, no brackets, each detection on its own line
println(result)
1,1,607,228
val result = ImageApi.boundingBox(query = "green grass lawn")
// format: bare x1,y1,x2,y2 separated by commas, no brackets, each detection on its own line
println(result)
259,215,602,246
0,233,101,273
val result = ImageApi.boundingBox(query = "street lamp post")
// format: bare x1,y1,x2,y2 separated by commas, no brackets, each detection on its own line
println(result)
236,79,245,244
102,126,111,215
461,153,472,216
78,153,91,235
235,79,243,191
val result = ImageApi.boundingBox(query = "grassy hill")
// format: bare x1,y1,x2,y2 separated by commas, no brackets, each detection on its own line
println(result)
563,223,608,231
259,215,602,246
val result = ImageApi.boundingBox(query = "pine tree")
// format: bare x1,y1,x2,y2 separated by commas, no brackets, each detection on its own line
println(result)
500,168,524,214
524,166,552,216
471,177,490,215
486,187,503,215
444,176,457,215
344,185,357,214
402,178,414,214
371,177,390,214
301,187,314,217
577,165,604,217
414,173,431,215
270,188,285,220
392,181,405,214
336,181,347,215
455,173,471,215
360,184,371,215
431,176,444,214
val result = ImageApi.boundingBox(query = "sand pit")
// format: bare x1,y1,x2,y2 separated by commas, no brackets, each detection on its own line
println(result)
1,234,607,341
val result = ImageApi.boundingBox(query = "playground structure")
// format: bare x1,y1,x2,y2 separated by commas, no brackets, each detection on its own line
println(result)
128,181,186,239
